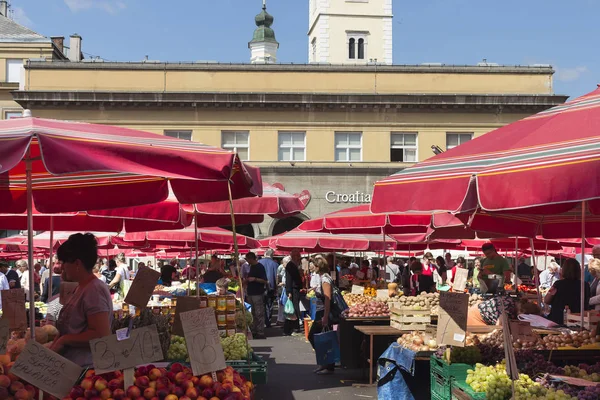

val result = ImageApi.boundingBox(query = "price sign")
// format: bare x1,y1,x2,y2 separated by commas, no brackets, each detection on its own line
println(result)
0,319,9,355
1,288,26,330
12,341,83,399
452,268,468,292
436,292,469,347
172,296,203,336
59,282,78,305
351,285,364,295
90,325,164,374
124,265,161,308
509,320,537,343
376,289,389,300
180,308,226,376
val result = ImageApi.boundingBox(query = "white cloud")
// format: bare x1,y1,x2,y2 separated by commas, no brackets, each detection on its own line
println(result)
11,7,33,27
64,0,126,14
556,66,588,82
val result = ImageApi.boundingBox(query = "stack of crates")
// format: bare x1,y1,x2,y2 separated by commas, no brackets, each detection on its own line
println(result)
429,355,472,400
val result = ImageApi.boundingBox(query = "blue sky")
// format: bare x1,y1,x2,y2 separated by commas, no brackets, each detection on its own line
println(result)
11,0,597,99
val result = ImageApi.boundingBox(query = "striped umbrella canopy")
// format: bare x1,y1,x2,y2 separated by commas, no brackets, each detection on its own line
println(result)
0,116,261,214
371,86,600,217
123,227,261,250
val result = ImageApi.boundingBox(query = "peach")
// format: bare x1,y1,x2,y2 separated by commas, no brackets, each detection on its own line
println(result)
15,393,32,400
174,373,187,385
94,379,108,392
0,387,9,400
99,389,111,400
171,387,184,398
198,376,212,389
148,369,162,381
184,388,197,400
84,390,98,399
108,379,122,392
179,397,190,400
143,388,155,400
134,377,150,389
0,376,10,389
9,382,24,395
170,364,183,374
155,388,169,400
85,370,96,378
164,395,178,400
125,386,141,400
112,389,125,400
180,381,193,390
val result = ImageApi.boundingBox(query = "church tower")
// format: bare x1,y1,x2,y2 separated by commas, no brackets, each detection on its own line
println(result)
308,0,392,64
249,0,279,64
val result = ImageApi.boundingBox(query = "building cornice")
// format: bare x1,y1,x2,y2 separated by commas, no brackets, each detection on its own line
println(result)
12,91,568,112
23,60,556,75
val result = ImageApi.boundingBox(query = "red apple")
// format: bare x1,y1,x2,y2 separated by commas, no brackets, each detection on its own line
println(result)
164,395,177,400
170,364,183,374
0,376,10,390
112,389,125,400
143,388,155,400
94,379,108,392
148,369,162,381
135,377,150,389
172,387,184,399
108,379,122,392
198,376,212,389
81,380,94,391
126,386,141,400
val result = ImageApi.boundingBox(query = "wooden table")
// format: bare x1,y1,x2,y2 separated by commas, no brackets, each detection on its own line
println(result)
354,325,403,385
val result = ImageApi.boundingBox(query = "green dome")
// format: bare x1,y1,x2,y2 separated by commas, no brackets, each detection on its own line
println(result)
250,5,278,44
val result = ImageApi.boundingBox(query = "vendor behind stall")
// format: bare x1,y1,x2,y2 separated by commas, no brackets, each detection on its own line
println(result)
478,244,512,292
544,258,591,325
467,296,541,326
51,233,112,367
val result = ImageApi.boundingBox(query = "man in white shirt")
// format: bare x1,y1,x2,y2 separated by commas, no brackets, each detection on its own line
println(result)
385,257,401,283
16,259,30,301
0,262,11,308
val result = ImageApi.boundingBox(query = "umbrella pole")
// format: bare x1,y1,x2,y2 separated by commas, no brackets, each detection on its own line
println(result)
581,201,586,330
514,237,518,294
26,153,35,340
194,217,199,298
227,181,252,372
529,239,542,309
47,217,54,322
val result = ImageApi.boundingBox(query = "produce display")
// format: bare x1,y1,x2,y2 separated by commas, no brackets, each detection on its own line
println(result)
396,332,438,352
342,293,372,307
221,333,252,361
65,364,253,400
387,292,440,314
166,335,189,361
343,299,389,318
0,355,46,400
466,362,546,400
363,287,376,297
470,329,600,351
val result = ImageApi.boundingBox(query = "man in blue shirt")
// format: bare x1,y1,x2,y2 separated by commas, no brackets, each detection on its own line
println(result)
259,249,279,328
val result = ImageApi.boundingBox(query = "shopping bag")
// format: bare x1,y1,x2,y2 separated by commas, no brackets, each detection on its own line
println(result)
313,329,340,365
279,288,287,306
284,298,297,320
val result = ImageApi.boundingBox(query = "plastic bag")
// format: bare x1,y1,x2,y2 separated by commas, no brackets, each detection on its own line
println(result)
280,288,287,306
314,329,340,365
284,298,297,320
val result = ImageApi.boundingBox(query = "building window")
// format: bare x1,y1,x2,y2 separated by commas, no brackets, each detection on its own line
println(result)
347,33,367,60
4,111,22,119
6,59,22,83
358,39,364,59
335,132,362,161
164,130,192,141
446,132,473,150
222,131,249,161
278,132,306,161
311,38,317,62
348,38,355,59
390,133,417,162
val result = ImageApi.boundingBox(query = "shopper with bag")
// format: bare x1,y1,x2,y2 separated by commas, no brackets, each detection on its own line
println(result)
308,256,338,375
284,250,303,336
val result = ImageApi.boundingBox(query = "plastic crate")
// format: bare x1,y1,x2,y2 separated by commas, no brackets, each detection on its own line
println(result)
453,380,486,400
431,370,452,399
226,353,267,385
430,355,472,382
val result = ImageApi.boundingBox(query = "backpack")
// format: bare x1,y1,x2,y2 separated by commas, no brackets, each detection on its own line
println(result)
329,283,349,324
102,270,117,292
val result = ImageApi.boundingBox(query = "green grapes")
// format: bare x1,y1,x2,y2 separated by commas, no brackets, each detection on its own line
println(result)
166,335,188,360
466,363,554,400
221,333,252,361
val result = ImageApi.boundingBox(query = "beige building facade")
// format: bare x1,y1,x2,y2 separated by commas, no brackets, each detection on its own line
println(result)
0,2,568,238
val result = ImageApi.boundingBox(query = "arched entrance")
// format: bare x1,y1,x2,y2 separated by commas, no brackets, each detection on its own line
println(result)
221,224,255,238
271,216,304,236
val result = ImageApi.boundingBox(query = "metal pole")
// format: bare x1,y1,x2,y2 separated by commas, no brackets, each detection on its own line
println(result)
47,217,54,315
514,237,518,294
581,201,586,330
529,239,542,308
25,153,35,339
194,217,200,298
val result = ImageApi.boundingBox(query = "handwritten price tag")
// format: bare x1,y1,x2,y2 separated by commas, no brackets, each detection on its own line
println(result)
351,285,364,295
124,265,161,308
436,292,469,347
90,325,164,374
452,268,468,292
1,288,26,330
180,308,226,376
12,341,82,399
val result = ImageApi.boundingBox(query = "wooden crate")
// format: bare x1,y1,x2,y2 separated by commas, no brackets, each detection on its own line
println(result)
566,311,600,331
390,307,431,331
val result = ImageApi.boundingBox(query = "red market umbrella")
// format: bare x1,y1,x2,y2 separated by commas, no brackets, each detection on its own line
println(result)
124,227,261,250
372,86,600,216
262,230,406,252
192,183,310,227
0,116,262,337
